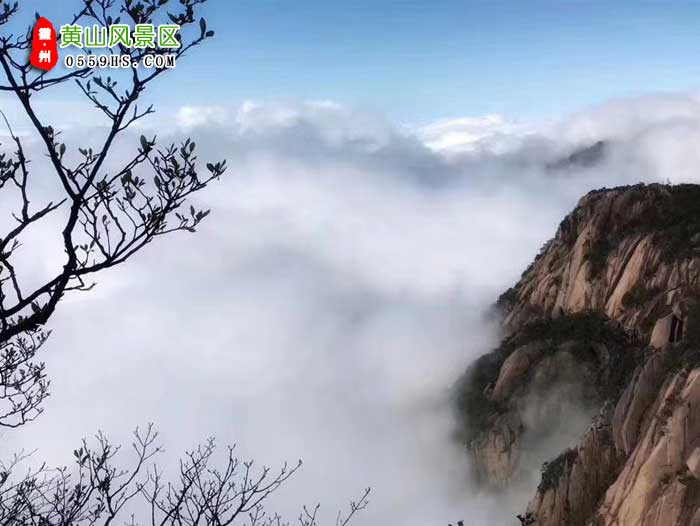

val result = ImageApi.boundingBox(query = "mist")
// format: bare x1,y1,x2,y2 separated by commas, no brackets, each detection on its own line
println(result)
5,91,700,525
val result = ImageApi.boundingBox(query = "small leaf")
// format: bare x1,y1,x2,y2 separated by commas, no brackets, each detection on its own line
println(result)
199,17,206,36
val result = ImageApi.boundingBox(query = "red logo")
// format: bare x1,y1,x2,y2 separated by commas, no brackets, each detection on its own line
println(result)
30,17,58,71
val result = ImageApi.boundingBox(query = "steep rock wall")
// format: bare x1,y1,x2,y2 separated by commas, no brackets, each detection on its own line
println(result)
501,184,700,343
457,184,700,526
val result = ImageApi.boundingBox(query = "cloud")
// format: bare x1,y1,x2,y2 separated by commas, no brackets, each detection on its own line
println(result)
176,104,228,128
417,114,534,155
6,91,700,525
555,91,700,144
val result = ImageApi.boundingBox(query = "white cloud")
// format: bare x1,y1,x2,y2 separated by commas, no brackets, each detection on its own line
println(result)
417,114,535,155
555,90,700,144
177,104,228,128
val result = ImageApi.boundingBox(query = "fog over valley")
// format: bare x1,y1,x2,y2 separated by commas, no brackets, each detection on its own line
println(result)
6,91,700,525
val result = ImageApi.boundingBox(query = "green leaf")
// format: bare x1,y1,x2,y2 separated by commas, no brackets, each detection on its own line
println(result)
199,17,206,36
140,135,148,151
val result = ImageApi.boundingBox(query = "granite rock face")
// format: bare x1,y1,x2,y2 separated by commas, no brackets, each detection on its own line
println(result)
527,350,700,526
501,184,700,344
456,184,700,525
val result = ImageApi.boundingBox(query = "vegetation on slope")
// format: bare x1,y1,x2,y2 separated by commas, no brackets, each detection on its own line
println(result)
587,184,700,265
453,313,642,444
539,448,579,493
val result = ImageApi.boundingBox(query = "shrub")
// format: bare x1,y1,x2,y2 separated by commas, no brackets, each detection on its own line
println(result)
622,284,662,309
684,302,700,348
587,236,613,278
496,287,519,312
539,448,578,493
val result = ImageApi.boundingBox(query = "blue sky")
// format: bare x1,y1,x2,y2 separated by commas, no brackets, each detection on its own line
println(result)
23,1,700,124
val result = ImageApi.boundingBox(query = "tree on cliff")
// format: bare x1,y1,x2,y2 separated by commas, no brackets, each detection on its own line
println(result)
0,0,368,523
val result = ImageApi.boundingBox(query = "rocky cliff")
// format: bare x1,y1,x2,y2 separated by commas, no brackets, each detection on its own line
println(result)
455,183,700,525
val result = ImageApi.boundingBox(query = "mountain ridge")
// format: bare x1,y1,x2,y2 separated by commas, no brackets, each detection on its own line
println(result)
456,183,700,525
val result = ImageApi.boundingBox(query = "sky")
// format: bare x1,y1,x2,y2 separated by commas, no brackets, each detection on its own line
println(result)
5,2,700,526
23,0,700,123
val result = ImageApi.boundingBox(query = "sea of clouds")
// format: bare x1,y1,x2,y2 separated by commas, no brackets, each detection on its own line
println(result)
5,90,700,525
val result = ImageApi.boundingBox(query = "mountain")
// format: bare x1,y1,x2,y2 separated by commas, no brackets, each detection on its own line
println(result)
455,183,700,526
546,140,608,171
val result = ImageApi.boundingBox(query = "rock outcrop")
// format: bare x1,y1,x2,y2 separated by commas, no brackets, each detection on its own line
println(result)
526,348,700,526
456,183,700,525
500,184,700,344
455,314,641,490
594,351,700,526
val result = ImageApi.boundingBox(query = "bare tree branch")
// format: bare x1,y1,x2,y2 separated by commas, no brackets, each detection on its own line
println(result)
0,4,369,525
0,428,369,526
